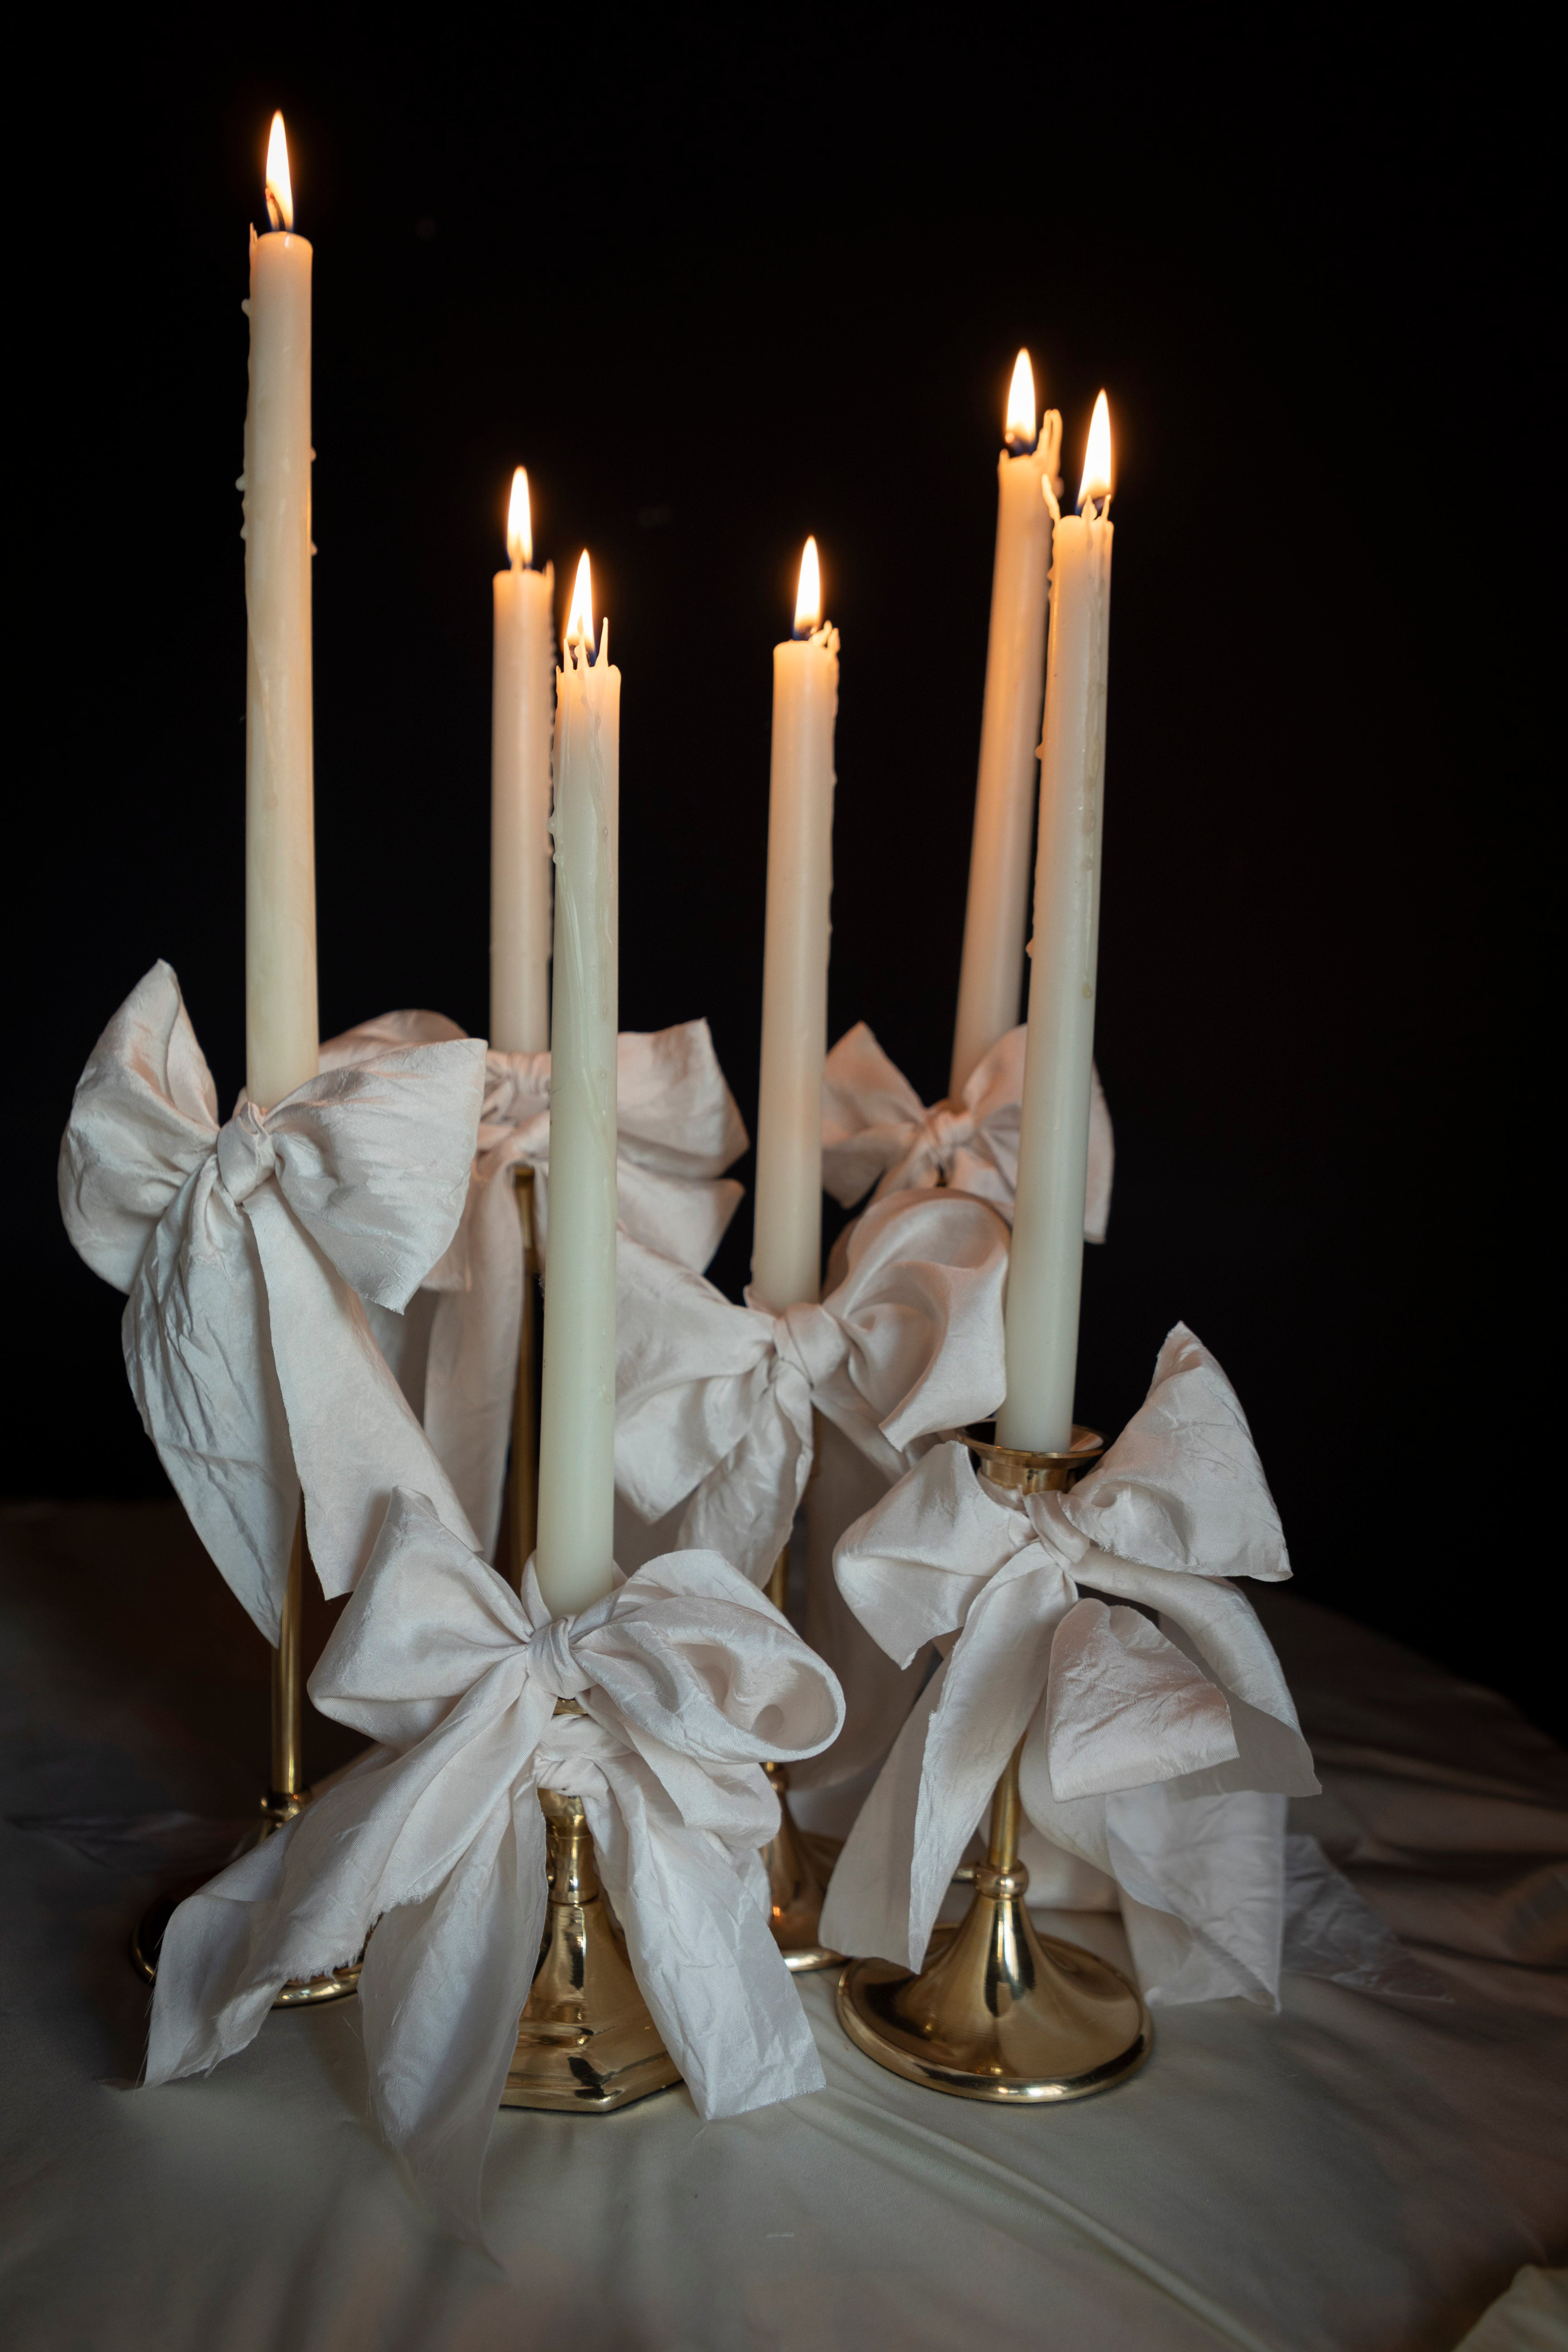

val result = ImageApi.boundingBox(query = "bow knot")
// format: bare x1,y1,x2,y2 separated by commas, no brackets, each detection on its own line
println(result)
215,1104,278,1205
525,1616,593,1701
770,1299,847,1397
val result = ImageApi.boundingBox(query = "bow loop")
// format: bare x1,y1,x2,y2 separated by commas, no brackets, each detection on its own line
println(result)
215,1104,277,1205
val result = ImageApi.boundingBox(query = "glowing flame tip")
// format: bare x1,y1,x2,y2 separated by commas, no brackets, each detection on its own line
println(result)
565,550,595,655
507,468,532,568
264,112,294,233
1005,349,1037,448
1078,391,1113,510
794,536,822,636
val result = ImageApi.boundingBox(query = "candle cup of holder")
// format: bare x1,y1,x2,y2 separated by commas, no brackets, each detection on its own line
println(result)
759,1550,842,1971
130,1521,361,2007
502,1701,682,2111
835,1423,1152,2103
505,1165,542,1597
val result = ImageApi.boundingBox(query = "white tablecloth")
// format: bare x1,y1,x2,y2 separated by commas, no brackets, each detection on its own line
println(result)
2,1501,1564,2351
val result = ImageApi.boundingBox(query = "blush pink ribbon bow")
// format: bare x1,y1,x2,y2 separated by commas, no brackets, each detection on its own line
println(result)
819,1325,1321,2009
615,1188,1011,1587
58,964,486,1639
145,1488,844,2243
821,1021,1113,1241
320,1012,747,1557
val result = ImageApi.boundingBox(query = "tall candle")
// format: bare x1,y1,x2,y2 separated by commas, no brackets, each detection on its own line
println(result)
996,394,1114,1453
490,468,555,1053
752,538,839,1311
242,113,318,1110
533,554,619,1616
950,351,1062,1097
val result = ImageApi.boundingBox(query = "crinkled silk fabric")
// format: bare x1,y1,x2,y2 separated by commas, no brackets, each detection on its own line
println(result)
821,1020,1113,1242
57,965,486,1639
145,1489,844,2242
821,1324,1325,2006
320,1012,747,1558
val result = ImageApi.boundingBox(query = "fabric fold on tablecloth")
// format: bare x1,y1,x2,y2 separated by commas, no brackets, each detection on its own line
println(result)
821,1324,1327,2007
145,1487,844,2244
57,964,485,1639
821,1021,1113,1242
320,1012,747,1557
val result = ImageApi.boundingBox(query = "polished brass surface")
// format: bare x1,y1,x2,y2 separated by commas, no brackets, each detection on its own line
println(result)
506,1166,541,1596
268,1517,306,1809
940,1421,1106,1493
502,1779,681,2112
836,1733,1152,2103
758,1549,842,1973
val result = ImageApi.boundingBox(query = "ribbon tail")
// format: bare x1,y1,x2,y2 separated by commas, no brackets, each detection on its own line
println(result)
583,1761,823,2120
249,1190,480,1596
145,1830,298,2085
818,1666,948,1969
358,1784,547,2245
422,1160,525,1562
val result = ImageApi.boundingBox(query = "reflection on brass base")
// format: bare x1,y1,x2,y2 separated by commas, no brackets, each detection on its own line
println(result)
762,1762,843,1973
129,1790,362,2007
837,1866,1151,2103
502,1783,681,2112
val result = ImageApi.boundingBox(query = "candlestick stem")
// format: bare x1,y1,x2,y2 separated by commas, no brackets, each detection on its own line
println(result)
506,1167,542,1595
758,1548,842,1972
267,1518,306,1819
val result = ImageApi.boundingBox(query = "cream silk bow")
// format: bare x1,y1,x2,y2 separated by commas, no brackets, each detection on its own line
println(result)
145,1488,844,2242
320,1012,747,1556
818,1325,1321,2008
615,1188,1010,1587
57,965,486,1640
821,1021,1113,1242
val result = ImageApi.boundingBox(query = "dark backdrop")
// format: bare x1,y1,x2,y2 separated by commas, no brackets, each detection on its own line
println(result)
13,21,1544,1723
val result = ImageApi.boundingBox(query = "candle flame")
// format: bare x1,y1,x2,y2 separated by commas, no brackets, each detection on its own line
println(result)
1004,349,1037,450
1078,391,1114,510
507,468,532,569
794,536,822,636
565,550,595,655
264,112,294,233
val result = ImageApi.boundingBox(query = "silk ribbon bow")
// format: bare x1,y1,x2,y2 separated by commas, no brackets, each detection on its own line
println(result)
57,964,486,1639
321,1012,747,1556
819,1324,1321,2008
615,1187,1010,1586
145,1487,845,2242
821,1021,1113,1242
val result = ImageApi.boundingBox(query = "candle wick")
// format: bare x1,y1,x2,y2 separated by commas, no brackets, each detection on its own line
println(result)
1004,429,1040,458
264,189,285,232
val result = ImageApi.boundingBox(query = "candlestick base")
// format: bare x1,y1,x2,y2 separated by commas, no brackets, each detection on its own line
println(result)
501,1782,681,2112
130,1790,363,2006
836,1856,1151,2103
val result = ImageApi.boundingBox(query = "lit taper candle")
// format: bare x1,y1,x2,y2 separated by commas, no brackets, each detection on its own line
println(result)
242,113,317,1109
490,468,555,1052
996,394,1114,1453
752,538,839,1310
949,351,1063,1096
533,554,620,1615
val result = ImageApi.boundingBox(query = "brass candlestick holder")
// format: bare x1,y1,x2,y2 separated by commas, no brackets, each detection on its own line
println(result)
130,1518,361,2006
502,1704,681,2111
835,1422,1152,2102
759,1548,842,1972
505,1164,541,1596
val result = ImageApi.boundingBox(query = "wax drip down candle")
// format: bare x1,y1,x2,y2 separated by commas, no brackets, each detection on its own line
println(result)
996,394,1114,1454
241,113,318,1111
491,468,556,1054
949,351,1063,1098
752,538,840,1312
533,553,620,1616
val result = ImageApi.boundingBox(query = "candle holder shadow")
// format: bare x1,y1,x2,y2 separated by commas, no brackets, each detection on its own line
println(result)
130,1523,360,2006
759,1549,843,1972
835,1422,1152,2103
501,1705,682,2112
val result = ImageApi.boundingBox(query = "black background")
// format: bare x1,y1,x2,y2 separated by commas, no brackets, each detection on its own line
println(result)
12,21,1545,1723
